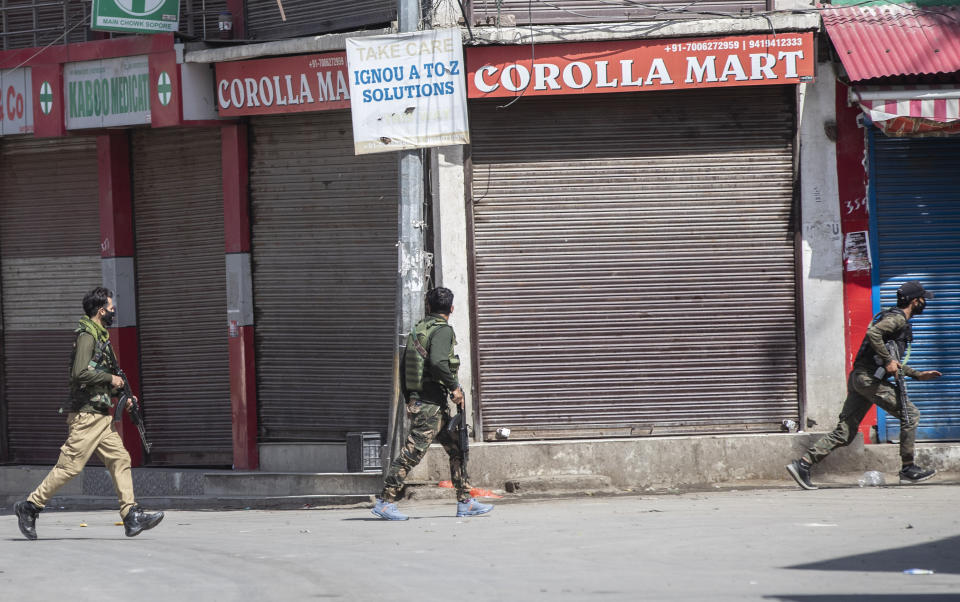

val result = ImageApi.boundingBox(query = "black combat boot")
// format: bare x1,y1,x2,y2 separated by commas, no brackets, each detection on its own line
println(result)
786,459,817,490
899,464,936,484
14,500,41,540
123,506,164,537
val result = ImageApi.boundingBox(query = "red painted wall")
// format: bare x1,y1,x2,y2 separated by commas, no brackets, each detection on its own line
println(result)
222,123,258,469
230,328,258,470
225,0,246,39
222,124,250,254
98,132,135,258
835,81,876,441
98,132,143,465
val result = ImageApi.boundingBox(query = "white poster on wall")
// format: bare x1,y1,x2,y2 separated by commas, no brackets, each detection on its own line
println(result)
843,231,872,272
345,29,469,155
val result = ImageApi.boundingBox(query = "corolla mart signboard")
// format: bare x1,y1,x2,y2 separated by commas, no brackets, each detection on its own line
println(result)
91,0,180,34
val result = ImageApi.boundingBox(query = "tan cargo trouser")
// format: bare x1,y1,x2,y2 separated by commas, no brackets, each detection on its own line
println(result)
28,412,136,518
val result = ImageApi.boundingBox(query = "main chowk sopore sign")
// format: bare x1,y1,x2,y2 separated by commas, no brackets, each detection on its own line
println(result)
467,33,814,98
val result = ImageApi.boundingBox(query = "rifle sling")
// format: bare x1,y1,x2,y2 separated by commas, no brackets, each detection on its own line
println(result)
411,335,429,359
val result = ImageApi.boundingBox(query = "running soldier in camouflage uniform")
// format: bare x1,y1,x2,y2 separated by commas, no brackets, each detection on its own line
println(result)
787,281,942,490
373,287,492,520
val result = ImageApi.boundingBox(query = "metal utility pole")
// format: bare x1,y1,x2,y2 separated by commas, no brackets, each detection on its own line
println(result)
386,0,427,470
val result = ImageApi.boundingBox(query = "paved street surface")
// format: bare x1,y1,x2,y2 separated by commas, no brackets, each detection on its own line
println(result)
3,483,960,601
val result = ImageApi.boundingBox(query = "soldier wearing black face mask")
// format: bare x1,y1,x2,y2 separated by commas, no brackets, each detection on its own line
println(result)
787,280,942,490
14,287,164,540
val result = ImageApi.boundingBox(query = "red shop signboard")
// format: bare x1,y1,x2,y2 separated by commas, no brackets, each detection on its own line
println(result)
467,32,815,98
215,51,351,117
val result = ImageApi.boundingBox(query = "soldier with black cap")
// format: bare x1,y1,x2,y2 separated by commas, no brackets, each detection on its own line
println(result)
787,280,941,490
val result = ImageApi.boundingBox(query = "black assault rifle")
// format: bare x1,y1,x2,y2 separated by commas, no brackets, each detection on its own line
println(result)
445,389,469,484
874,341,909,411
111,368,152,456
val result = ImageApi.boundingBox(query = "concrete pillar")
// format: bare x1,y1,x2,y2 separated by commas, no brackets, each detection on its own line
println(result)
225,0,245,39
97,131,144,466
430,145,476,433
222,123,258,470
798,61,848,432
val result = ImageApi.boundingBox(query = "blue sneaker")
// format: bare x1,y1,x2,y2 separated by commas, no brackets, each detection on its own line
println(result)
371,499,409,521
456,498,493,517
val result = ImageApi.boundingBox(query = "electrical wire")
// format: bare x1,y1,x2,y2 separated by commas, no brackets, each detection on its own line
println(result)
1,15,88,72
497,0,536,109
457,0,476,41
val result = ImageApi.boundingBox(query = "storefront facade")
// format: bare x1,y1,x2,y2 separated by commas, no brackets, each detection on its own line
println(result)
0,34,235,466
464,33,817,440
825,3,960,444
1,6,868,474
215,53,398,453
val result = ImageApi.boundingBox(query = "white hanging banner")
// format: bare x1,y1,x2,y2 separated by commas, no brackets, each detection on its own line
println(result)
345,29,469,155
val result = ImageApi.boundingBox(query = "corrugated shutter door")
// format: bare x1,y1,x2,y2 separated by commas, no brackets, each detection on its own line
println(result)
468,0,764,24
245,0,394,40
132,128,232,465
0,136,100,463
872,133,960,441
470,88,800,439
250,112,397,442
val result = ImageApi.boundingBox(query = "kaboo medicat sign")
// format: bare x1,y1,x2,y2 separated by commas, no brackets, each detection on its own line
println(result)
65,56,151,129
345,29,469,155
92,0,180,34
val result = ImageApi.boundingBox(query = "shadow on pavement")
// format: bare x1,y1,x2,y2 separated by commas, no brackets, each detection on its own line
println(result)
763,594,960,602
6,537,106,542
786,534,960,575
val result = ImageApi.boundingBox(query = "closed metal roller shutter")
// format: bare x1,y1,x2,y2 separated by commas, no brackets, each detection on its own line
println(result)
250,112,397,442
245,0,394,40
870,133,960,442
0,136,100,463
470,87,800,440
468,0,765,25
132,128,231,465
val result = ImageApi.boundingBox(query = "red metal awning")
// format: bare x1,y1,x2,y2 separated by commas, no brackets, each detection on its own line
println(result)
822,4,960,81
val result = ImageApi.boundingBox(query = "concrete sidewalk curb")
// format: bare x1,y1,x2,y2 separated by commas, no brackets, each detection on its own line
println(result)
1,493,376,513
6,471,960,513
4,434,958,511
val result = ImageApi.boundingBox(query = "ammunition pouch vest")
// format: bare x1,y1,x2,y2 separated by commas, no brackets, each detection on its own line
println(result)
403,316,459,396
69,320,115,413
854,307,912,369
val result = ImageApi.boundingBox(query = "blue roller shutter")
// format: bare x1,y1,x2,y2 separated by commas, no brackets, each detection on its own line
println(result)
870,130,960,442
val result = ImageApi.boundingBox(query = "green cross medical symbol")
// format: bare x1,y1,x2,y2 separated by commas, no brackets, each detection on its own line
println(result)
117,0,164,16
39,81,53,115
157,71,172,106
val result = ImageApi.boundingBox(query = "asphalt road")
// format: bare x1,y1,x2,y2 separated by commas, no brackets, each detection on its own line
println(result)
3,484,960,601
